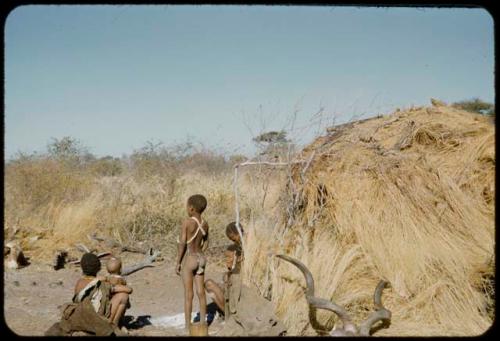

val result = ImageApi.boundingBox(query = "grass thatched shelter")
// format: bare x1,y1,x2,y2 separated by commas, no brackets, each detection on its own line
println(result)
245,102,494,336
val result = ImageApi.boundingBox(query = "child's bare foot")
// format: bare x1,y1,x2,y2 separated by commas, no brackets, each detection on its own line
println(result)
111,323,128,336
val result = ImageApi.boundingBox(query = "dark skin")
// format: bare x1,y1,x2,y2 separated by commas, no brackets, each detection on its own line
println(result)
74,275,133,327
205,231,242,313
176,203,210,331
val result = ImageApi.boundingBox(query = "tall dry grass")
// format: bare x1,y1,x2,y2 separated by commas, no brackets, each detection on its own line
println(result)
4,144,286,264
4,104,495,336
4,145,248,261
242,105,495,336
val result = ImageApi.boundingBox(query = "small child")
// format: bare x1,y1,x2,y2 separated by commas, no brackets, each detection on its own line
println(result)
54,253,130,336
105,257,127,286
103,256,133,328
204,222,244,315
176,194,210,332
223,222,244,274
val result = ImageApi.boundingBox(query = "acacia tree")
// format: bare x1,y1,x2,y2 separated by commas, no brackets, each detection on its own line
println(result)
252,130,294,161
47,136,94,167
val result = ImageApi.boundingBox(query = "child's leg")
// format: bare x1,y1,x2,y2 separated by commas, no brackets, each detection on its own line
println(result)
109,293,129,326
205,279,225,312
181,258,197,330
194,273,207,325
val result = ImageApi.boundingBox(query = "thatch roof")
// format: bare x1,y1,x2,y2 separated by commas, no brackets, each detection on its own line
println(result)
270,103,494,336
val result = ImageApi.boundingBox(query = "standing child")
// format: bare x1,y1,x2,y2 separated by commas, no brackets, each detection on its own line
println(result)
176,194,210,332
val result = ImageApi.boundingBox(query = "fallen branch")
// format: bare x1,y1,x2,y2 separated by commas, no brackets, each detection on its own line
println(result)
74,243,94,254
88,233,149,254
68,252,112,265
121,249,161,276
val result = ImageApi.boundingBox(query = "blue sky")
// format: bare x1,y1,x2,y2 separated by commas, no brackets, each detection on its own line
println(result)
5,5,494,159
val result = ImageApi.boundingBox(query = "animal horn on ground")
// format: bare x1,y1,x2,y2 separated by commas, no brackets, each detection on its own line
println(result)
275,254,391,336
275,254,356,334
358,280,391,336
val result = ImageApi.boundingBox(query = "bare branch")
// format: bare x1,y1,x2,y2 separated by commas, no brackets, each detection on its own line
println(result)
300,150,316,182
233,160,308,254
75,243,91,253
88,233,149,254
120,250,160,276
68,251,112,265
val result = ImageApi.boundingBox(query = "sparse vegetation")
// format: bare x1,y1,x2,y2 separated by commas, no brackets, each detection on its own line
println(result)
4,102,495,336
253,130,295,161
242,104,495,336
452,98,495,117
4,138,244,260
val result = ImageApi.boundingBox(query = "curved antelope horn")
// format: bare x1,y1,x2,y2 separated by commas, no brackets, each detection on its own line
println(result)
275,254,355,333
359,280,392,336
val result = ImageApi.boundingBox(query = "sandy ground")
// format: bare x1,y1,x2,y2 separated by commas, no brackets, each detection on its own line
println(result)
3,252,227,336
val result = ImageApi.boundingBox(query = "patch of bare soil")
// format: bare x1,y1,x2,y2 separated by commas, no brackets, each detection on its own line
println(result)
4,253,227,336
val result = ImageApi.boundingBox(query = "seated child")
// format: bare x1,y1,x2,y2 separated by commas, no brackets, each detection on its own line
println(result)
103,256,133,328
204,222,244,315
46,253,127,336
105,256,127,286
75,254,132,326
175,194,210,331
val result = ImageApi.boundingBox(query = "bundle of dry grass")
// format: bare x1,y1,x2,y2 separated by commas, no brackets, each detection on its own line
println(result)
244,103,495,336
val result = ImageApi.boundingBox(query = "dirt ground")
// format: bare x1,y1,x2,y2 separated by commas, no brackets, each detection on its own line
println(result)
3,252,228,336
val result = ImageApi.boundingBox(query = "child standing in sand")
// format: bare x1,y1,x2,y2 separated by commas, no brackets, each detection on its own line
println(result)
175,194,210,332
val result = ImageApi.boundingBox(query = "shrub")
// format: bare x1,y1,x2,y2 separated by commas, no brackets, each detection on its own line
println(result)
452,98,495,117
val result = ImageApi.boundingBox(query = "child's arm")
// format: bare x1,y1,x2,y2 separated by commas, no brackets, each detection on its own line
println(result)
224,249,237,271
112,284,133,294
201,222,209,252
175,220,189,275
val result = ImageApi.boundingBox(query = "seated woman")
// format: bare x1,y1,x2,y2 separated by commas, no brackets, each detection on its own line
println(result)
45,253,132,336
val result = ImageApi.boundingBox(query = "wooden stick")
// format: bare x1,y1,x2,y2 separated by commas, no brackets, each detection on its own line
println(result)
120,250,160,276
224,273,231,319
68,252,112,265
233,159,308,255
88,233,149,254
75,243,91,253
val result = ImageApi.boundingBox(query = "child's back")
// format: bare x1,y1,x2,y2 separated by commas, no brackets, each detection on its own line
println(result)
176,194,210,332
184,215,209,274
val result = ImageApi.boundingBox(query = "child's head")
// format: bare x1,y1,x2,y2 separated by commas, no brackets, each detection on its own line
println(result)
80,253,101,276
106,257,122,275
187,194,207,216
226,222,244,243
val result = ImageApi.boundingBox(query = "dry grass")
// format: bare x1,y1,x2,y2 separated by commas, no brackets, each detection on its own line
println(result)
4,150,285,264
243,104,495,336
4,103,495,336
5,173,239,261
4,147,244,261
